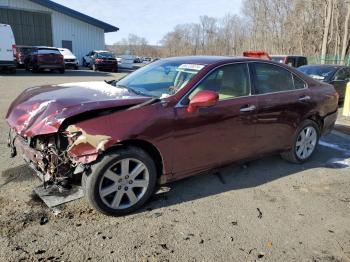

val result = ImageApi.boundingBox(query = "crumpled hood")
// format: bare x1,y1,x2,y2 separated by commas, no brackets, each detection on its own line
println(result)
6,81,150,137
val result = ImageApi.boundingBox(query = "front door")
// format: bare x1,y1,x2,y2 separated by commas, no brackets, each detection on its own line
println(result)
172,63,258,178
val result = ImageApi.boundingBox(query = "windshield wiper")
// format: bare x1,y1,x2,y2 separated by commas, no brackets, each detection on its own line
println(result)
115,84,153,97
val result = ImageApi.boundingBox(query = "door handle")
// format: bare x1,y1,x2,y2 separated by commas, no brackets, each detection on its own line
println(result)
240,105,256,113
298,95,311,102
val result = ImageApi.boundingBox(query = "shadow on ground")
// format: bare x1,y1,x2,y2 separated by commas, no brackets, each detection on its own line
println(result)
1,133,349,213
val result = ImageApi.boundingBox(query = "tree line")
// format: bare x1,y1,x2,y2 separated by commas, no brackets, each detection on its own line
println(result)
110,0,350,64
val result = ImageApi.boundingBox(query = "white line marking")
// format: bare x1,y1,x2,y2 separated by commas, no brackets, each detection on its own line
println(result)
319,140,350,154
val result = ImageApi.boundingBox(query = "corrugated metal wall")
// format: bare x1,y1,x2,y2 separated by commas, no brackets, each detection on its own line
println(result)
0,0,105,63
0,7,52,46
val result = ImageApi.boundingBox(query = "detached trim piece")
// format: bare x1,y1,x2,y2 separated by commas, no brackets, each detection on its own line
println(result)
29,0,119,32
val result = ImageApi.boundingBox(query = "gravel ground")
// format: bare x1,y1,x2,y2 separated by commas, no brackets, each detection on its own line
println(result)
0,69,350,262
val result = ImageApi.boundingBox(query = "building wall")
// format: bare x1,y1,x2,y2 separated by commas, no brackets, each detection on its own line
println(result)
0,0,105,63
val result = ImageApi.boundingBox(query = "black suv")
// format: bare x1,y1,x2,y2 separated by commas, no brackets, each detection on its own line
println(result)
271,55,308,68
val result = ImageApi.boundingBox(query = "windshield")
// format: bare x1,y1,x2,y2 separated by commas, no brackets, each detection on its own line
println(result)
115,60,205,98
298,66,336,80
97,52,114,58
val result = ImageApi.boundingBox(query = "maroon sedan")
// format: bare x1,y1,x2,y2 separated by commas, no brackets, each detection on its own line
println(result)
6,56,338,215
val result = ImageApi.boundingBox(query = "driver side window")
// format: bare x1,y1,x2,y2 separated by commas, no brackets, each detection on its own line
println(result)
188,63,250,101
333,68,348,81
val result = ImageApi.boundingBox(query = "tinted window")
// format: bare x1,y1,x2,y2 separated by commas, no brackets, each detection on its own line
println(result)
254,63,294,94
188,63,250,101
297,57,307,67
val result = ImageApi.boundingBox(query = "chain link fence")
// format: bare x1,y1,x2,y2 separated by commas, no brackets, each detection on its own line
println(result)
307,56,350,65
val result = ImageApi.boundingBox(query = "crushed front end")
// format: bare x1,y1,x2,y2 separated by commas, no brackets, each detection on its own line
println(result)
8,129,81,189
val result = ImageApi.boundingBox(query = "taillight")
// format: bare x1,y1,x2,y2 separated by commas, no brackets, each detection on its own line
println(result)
95,58,103,63
59,54,64,62
12,44,16,59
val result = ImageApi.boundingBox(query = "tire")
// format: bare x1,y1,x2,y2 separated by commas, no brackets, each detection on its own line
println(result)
83,147,157,216
74,65,79,70
281,120,320,163
59,68,65,74
32,65,39,73
92,64,98,71
112,66,118,73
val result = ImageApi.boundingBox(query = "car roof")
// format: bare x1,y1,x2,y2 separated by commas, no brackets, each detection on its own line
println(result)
299,64,348,69
161,55,277,65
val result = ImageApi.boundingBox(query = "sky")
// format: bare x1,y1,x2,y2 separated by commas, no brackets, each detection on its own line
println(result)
54,0,243,45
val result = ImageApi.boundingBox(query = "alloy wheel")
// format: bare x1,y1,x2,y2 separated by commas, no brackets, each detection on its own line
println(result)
295,126,317,160
98,158,149,210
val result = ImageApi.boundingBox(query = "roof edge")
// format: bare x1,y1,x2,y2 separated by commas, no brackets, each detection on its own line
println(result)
29,0,119,32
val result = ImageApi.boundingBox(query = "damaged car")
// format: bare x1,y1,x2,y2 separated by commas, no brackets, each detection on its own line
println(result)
7,56,339,216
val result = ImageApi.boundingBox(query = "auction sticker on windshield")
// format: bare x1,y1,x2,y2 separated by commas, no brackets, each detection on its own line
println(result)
178,64,205,71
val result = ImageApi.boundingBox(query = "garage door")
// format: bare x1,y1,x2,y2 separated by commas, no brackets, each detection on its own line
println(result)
0,8,53,46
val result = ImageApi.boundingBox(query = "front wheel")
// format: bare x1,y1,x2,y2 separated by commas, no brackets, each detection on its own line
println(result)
83,147,157,216
281,120,320,163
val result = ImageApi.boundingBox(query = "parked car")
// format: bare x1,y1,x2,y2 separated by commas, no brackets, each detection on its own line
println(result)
6,56,338,216
0,23,16,73
58,48,79,70
142,57,152,63
271,55,308,68
134,56,142,63
16,46,32,68
24,47,65,74
83,50,112,67
298,64,350,101
90,51,118,72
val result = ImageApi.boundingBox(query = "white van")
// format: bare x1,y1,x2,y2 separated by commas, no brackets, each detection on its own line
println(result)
0,24,16,73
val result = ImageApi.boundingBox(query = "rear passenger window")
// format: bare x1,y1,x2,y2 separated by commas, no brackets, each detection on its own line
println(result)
254,63,295,94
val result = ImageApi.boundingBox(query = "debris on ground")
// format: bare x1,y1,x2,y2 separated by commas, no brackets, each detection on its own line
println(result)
39,216,48,225
159,244,169,250
257,208,263,219
267,241,273,248
231,221,238,226
258,252,265,259
34,250,46,255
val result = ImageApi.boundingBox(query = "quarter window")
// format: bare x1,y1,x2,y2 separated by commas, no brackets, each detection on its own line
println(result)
188,63,250,102
293,75,306,89
254,63,295,94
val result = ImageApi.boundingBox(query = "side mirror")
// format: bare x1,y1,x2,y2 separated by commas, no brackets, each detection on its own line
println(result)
187,90,219,113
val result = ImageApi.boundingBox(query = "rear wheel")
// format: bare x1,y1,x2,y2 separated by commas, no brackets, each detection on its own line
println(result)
59,68,65,74
281,120,320,163
83,147,157,216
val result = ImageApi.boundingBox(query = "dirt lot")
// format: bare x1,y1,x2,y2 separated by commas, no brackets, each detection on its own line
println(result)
1,69,350,262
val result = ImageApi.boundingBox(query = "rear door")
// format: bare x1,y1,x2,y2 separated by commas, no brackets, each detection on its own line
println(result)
252,62,312,155
173,63,258,177
0,24,15,62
